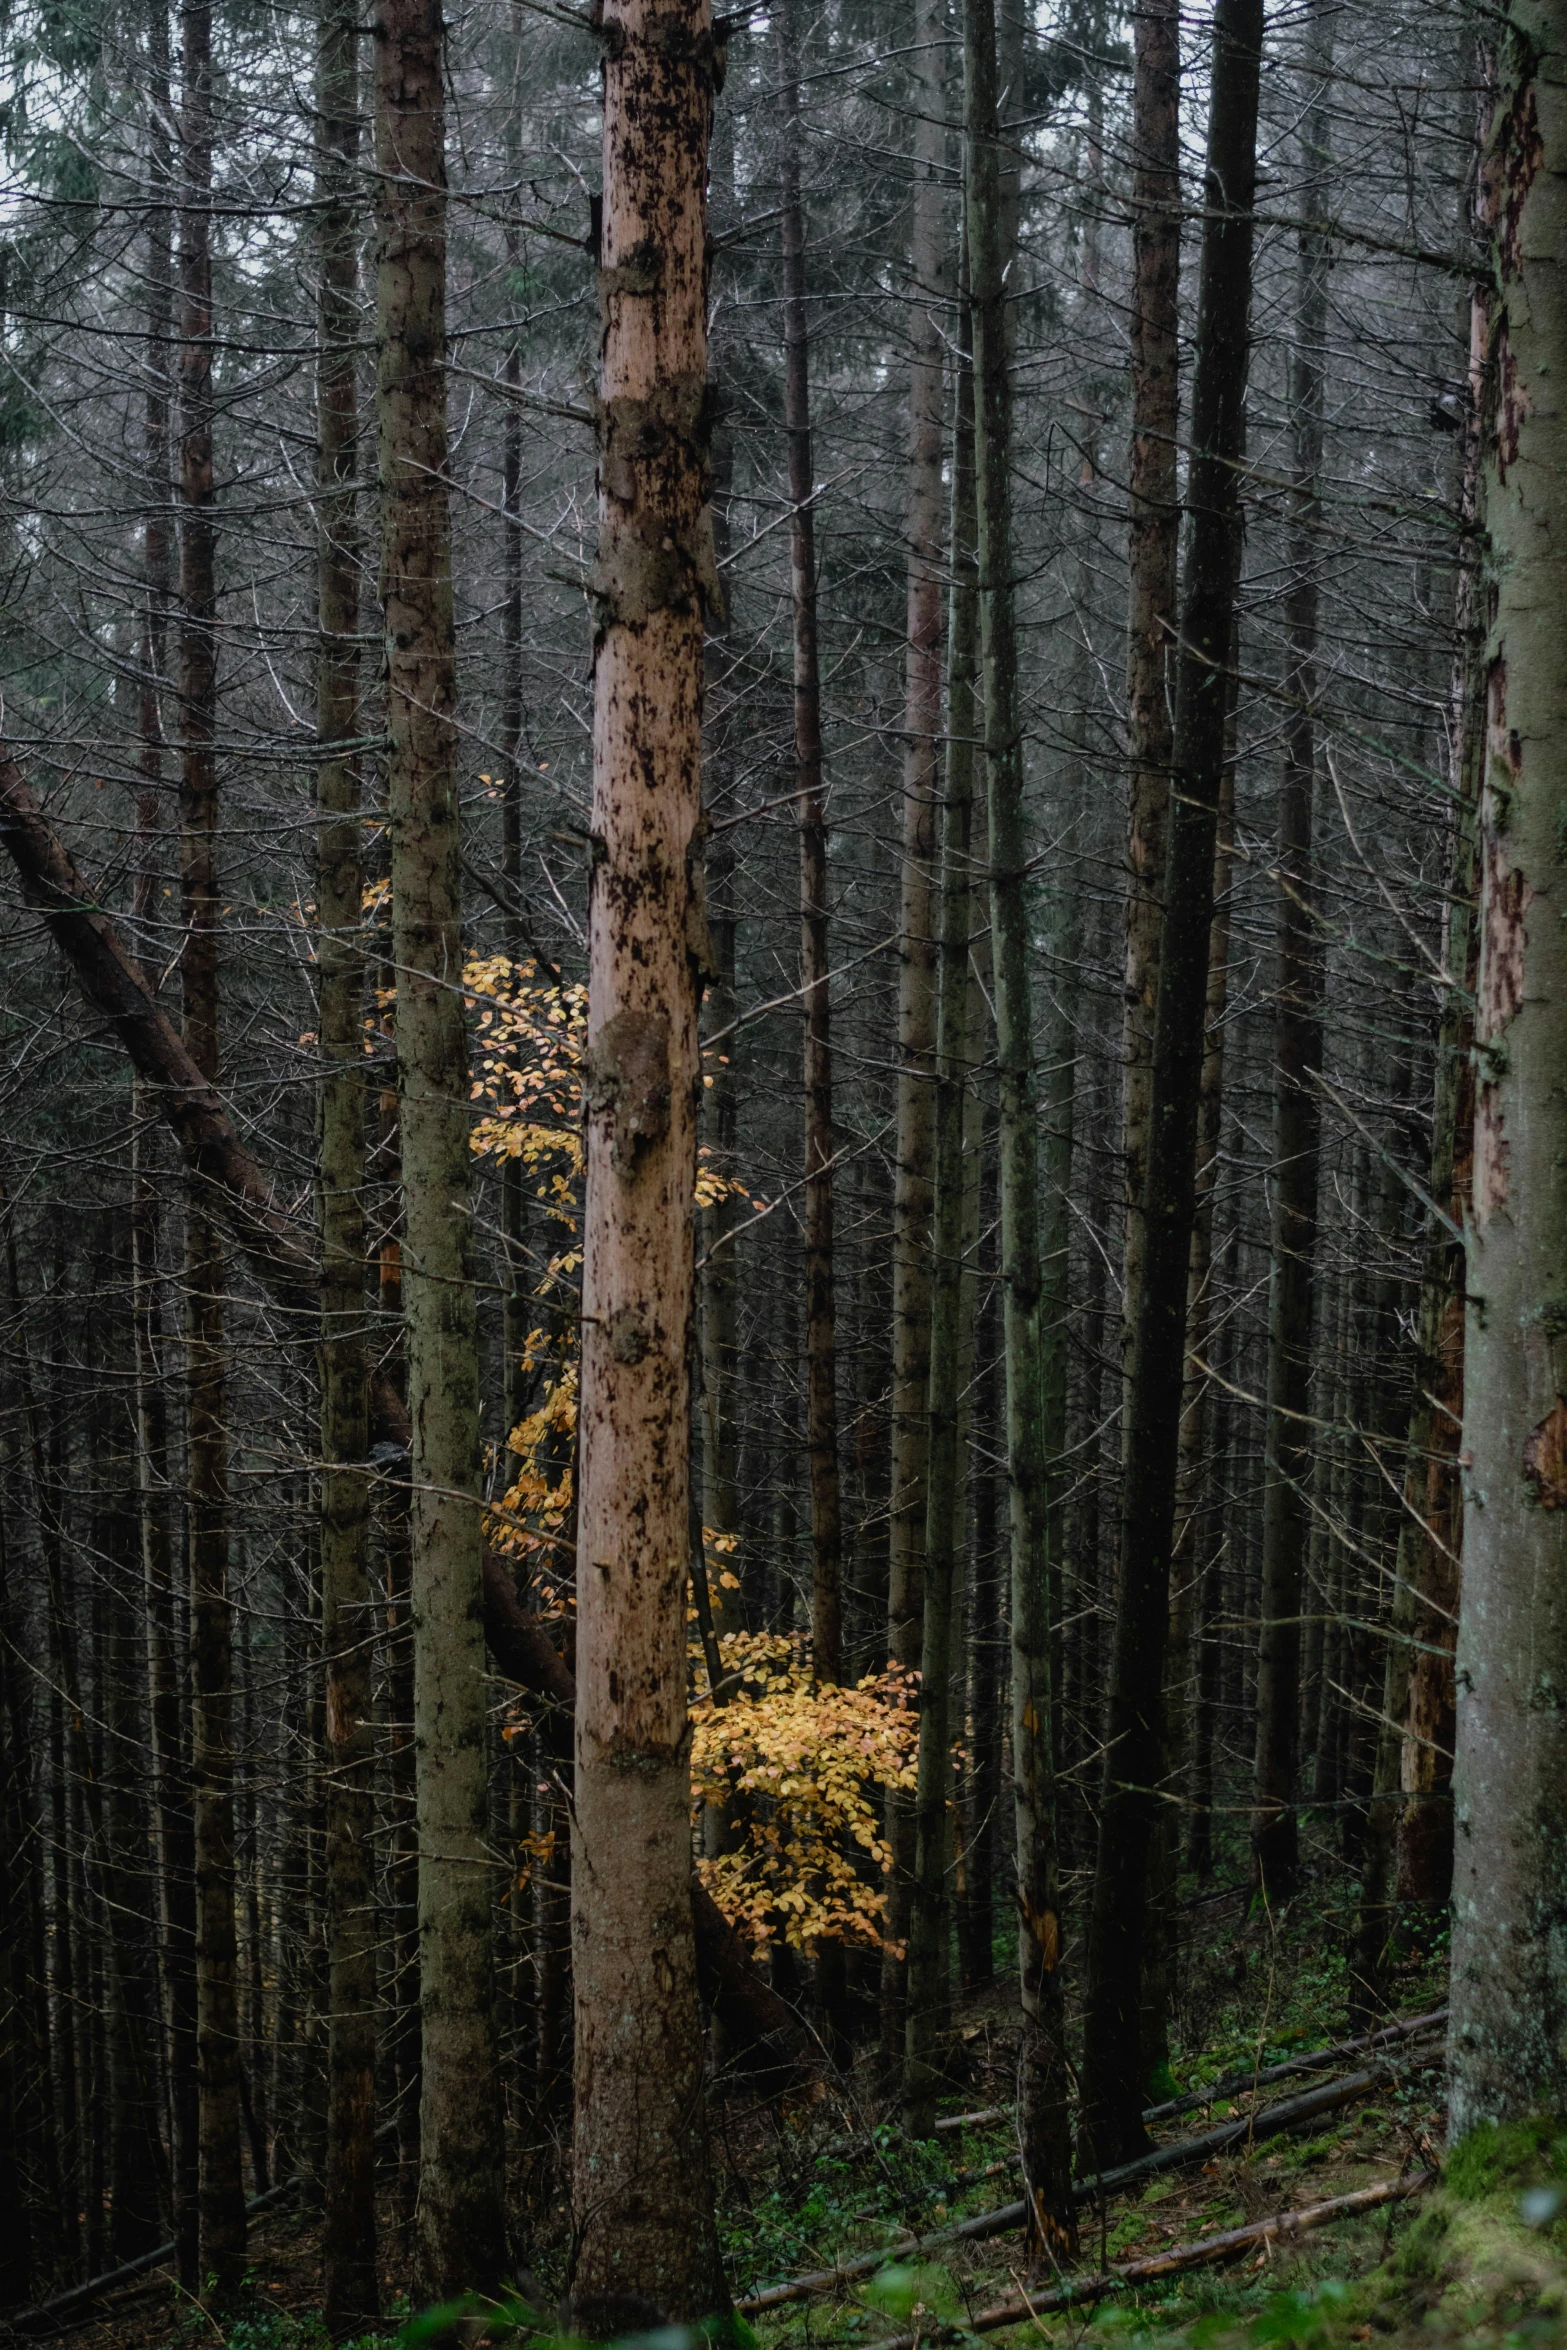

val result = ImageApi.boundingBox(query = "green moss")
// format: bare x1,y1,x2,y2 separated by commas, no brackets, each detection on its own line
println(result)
1444,2116,1567,2200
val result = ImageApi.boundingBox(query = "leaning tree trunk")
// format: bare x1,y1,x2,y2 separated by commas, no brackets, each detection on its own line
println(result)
882,0,947,2055
1119,0,1181,1432
316,0,377,2323
179,0,245,2290
1447,0,1567,2138
965,0,1075,2252
567,0,731,2323
1082,0,1264,2168
1251,0,1331,1900
375,0,506,2295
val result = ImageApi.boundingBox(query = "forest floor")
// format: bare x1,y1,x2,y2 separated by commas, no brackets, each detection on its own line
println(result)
33,1845,1567,2350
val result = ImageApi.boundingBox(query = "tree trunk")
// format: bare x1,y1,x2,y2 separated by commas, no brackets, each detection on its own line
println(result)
375,0,506,2293
179,0,245,2288
779,8,842,1700
1352,286,1484,2014
317,0,377,2320
1119,0,1182,1429
1082,0,1264,2167
965,0,1074,2251
1447,0,1567,2135
104,1495,164,2261
1251,0,1331,1899
567,0,730,2321
1175,737,1236,1883
700,396,740,1574
883,0,947,2052
904,284,974,2138
137,0,199,2274
499,12,530,1445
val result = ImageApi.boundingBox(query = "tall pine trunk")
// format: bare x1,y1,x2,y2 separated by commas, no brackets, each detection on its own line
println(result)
375,0,506,2292
1251,0,1331,1898
179,0,245,2286
138,2,199,2272
568,0,730,2321
964,0,1074,2249
1119,0,1181,1425
904,284,975,2137
779,9,842,1697
1083,0,1264,2166
883,0,947,2051
1446,0,1567,2135
317,0,377,2321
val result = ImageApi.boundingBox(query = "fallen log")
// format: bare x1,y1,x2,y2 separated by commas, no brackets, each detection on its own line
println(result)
928,2005,1448,2144
738,2059,1413,2311
871,2172,1432,2350
1142,2007,1448,2125
0,751,813,2086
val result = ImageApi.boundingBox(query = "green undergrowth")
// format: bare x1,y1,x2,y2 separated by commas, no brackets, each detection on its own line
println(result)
994,2121,1567,2350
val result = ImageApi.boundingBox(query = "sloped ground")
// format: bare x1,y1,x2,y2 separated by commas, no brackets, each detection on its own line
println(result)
26,1872,1562,2350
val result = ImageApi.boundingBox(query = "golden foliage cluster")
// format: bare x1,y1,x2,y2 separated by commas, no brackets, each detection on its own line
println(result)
691,1634,919,1955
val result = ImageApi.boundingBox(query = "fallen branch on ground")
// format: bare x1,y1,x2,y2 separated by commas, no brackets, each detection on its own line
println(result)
738,2059,1417,2311
929,2006,1448,2141
1143,2008,1448,2124
871,2172,1432,2350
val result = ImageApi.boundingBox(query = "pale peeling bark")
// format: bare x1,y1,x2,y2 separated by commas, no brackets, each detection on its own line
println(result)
375,0,505,2293
1448,1,1567,2139
570,0,729,2323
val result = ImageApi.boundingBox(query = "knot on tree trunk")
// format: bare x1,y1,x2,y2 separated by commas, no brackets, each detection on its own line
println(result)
585,1009,672,1174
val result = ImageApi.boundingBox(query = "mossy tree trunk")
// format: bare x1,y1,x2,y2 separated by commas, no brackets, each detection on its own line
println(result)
375,0,506,2293
1447,0,1567,2138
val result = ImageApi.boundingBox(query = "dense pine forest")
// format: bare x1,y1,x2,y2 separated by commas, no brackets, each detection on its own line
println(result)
0,0,1564,2340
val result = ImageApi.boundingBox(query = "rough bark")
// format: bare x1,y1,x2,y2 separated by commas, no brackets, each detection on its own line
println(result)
1252,0,1331,1898
1352,283,1484,2013
375,0,506,2292
1447,1,1567,2137
178,0,245,2288
136,0,199,2275
779,10,842,1697
965,0,1074,2251
316,0,377,2321
1083,0,1264,2166
568,0,730,2321
700,399,740,1577
883,0,947,2048
1120,0,1182,1424
1174,730,1236,1883
904,290,975,2139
